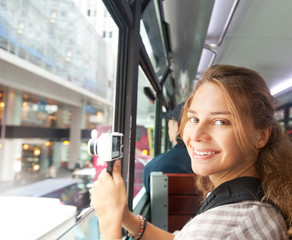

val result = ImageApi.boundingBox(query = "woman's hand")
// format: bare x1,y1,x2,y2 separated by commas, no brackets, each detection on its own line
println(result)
91,160,128,239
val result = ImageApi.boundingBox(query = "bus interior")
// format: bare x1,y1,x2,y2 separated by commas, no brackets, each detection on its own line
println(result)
56,0,292,239
1,0,292,239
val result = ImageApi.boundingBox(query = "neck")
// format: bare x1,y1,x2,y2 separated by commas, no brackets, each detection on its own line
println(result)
210,164,260,188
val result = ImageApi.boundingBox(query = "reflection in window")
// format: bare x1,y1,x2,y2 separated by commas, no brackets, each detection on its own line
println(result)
140,0,169,79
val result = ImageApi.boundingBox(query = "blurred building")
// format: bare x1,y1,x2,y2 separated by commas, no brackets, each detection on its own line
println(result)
73,0,119,54
0,0,118,187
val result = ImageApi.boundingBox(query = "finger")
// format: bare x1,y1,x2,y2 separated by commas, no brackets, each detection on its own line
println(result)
93,169,109,186
98,168,109,179
112,160,121,180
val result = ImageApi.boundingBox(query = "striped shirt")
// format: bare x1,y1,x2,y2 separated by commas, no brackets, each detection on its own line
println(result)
173,201,287,240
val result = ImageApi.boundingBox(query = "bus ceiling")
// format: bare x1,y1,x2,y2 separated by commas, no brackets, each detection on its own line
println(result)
160,0,292,104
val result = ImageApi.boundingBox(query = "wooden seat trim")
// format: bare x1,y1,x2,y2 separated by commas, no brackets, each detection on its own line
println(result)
165,173,202,232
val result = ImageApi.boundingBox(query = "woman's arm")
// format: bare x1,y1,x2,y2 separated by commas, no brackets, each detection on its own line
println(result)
122,209,175,240
91,160,175,240
91,160,127,239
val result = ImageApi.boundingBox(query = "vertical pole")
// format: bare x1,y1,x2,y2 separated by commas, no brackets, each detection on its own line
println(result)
154,93,162,156
113,0,142,211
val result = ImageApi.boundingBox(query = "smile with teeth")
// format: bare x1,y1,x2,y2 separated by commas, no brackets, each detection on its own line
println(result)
194,150,219,156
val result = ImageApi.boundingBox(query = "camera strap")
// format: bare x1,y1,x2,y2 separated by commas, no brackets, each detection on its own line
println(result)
197,177,265,215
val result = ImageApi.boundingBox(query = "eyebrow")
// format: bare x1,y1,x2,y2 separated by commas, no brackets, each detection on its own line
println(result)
187,109,232,115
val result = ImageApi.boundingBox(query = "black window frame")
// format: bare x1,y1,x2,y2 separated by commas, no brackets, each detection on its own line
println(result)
103,0,171,209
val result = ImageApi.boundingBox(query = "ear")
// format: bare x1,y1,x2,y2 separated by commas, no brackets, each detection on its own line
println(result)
255,127,272,149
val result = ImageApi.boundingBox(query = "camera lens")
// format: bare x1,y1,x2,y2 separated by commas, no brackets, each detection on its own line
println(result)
87,139,98,156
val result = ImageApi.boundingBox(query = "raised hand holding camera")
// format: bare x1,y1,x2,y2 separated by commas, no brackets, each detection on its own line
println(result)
88,130,127,240
78,131,124,220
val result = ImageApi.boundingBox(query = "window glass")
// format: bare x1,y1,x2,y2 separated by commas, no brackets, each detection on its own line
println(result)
140,0,169,79
133,67,156,197
0,1,119,239
0,0,118,99
58,210,101,240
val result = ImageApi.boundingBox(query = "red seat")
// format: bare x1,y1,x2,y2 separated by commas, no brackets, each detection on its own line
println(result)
166,174,202,232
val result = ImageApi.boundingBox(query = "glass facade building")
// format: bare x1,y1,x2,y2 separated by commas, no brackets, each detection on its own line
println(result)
0,0,118,187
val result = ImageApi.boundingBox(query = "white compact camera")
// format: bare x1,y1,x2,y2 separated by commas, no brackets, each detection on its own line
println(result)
87,130,123,162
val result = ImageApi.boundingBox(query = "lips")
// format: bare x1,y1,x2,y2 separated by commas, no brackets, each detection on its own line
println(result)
192,148,221,158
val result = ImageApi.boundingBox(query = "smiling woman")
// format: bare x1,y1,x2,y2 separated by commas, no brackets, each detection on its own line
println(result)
180,64,292,239
3,0,292,239
90,64,292,240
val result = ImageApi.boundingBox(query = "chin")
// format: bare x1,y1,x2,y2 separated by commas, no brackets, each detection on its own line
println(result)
191,168,211,177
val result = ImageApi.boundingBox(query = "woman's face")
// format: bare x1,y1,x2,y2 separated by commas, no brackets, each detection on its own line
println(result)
183,82,259,187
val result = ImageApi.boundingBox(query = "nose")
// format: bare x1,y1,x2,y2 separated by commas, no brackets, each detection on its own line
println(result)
190,123,211,142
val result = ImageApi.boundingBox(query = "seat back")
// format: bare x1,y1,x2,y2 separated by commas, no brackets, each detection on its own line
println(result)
166,173,201,232
150,172,202,232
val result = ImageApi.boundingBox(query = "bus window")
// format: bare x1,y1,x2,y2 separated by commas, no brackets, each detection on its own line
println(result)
0,1,120,237
133,67,156,197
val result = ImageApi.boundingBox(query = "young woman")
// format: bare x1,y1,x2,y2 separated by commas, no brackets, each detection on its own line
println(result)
91,65,292,239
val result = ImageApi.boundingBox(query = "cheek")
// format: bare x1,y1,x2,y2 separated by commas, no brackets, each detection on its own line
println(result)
223,136,244,158
182,124,191,143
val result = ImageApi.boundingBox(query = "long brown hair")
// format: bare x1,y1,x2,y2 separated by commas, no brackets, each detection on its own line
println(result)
180,64,292,238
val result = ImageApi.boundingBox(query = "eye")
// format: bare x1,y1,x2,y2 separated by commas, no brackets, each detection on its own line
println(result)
214,119,230,126
188,117,198,123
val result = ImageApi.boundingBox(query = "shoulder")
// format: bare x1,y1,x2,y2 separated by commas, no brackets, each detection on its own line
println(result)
146,145,187,166
170,144,189,157
144,150,172,174
174,201,286,240
145,149,174,167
